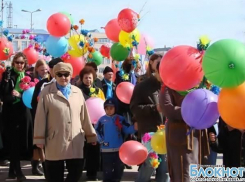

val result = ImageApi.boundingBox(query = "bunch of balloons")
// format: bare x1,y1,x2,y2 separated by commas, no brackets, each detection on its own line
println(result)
104,8,142,61
202,39,245,129
46,12,72,57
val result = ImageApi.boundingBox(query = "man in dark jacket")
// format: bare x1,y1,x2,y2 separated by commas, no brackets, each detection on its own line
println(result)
130,62,169,182
101,66,116,100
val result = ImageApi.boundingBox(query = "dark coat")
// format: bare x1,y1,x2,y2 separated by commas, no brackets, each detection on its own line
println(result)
31,75,52,119
209,118,245,167
101,79,116,100
130,76,163,135
0,69,33,159
160,86,210,182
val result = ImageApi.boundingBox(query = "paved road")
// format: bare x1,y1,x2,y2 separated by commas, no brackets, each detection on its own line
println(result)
0,154,223,182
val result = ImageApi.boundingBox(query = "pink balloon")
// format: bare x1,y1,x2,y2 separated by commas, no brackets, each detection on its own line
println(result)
116,82,134,104
119,141,148,165
138,33,155,55
86,97,106,124
105,19,121,42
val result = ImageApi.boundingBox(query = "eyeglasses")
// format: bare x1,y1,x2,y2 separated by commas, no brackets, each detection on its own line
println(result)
56,72,70,78
14,61,25,65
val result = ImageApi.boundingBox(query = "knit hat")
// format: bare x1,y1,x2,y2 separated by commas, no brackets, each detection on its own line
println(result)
48,58,63,68
103,66,113,75
104,98,117,109
53,62,73,75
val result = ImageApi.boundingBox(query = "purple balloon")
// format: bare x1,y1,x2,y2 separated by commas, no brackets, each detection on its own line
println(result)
181,89,220,130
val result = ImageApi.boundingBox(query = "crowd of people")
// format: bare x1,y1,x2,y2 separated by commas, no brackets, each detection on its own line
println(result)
0,51,244,182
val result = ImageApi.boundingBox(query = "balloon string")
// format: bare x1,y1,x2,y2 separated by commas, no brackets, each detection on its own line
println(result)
186,127,194,136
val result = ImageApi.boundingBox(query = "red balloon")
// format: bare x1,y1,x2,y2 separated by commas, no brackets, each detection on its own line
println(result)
159,46,204,91
119,141,148,165
105,19,121,42
116,82,134,104
0,37,13,60
118,8,139,33
23,47,39,65
47,13,71,37
64,56,85,78
100,44,111,58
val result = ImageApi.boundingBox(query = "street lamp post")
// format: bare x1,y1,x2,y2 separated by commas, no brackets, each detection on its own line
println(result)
21,9,41,32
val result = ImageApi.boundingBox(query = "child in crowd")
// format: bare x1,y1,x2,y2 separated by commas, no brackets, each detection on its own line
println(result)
95,98,137,182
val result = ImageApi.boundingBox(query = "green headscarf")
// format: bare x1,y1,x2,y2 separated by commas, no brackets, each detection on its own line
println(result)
13,68,25,104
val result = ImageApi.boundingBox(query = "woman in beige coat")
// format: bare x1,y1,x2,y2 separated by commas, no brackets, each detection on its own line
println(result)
33,62,97,182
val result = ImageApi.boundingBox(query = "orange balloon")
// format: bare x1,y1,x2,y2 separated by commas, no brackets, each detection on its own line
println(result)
116,82,134,104
64,56,85,78
218,82,245,129
23,47,39,65
119,141,148,165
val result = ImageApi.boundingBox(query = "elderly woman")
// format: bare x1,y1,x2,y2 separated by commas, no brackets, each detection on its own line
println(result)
33,62,97,182
79,66,105,101
0,52,33,181
78,66,105,180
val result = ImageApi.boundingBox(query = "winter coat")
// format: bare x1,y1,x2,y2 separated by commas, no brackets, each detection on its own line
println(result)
101,79,116,100
209,118,245,167
33,82,97,161
160,86,210,182
130,76,163,135
95,115,135,152
79,83,105,101
0,69,33,158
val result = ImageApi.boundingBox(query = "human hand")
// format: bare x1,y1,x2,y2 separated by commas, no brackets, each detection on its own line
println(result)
36,144,44,149
134,122,138,130
91,142,97,145
156,104,162,113
209,132,216,142
12,90,21,98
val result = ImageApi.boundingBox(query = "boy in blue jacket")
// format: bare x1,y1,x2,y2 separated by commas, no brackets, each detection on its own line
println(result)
95,98,137,182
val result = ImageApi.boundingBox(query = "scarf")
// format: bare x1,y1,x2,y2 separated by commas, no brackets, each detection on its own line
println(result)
104,79,113,99
130,72,137,86
56,83,71,99
13,68,25,104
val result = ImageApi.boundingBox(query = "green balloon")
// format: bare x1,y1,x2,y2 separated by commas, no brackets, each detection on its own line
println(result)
92,51,103,66
110,43,129,61
60,11,74,25
203,39,245,88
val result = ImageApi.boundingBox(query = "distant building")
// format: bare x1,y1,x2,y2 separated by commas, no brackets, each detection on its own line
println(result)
154,46,172,55
7,28,49,52
7,28,113,78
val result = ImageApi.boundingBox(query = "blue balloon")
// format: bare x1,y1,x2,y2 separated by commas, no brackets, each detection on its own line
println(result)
23,87,35,109
45,36,68,58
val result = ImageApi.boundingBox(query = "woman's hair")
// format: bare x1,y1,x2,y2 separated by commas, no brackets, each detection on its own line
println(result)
85,62,98,72
11,52,28,70
79,66,96,81
146,54,163,77
33,59,48,78
122,57,134,73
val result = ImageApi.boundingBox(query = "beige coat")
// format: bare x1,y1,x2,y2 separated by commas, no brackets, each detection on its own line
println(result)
33,82,97,161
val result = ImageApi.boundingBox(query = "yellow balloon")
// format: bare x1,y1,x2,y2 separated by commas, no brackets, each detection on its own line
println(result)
151,129,167,154
68,35,88,57
119,29,140,48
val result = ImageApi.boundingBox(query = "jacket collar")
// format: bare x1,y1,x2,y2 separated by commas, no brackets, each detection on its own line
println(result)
49,82,78,101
